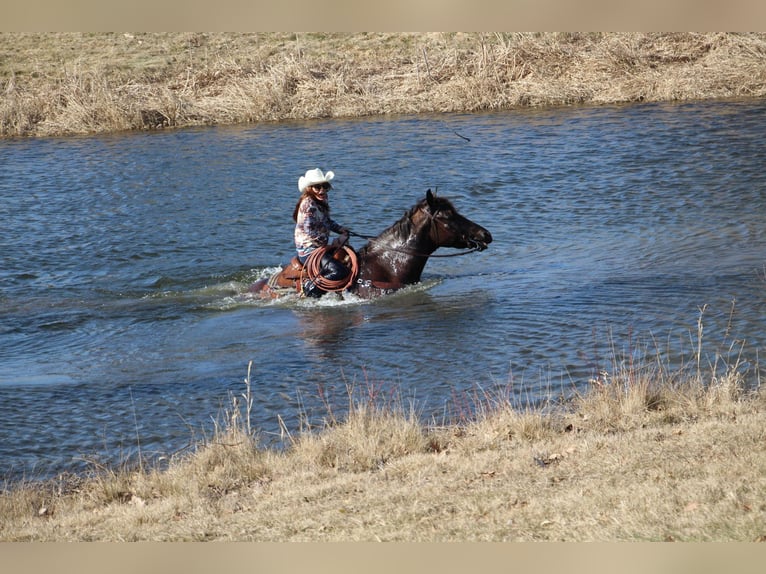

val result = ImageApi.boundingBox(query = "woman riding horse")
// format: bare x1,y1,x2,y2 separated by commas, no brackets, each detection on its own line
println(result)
293,168,351,298
249,185,492,300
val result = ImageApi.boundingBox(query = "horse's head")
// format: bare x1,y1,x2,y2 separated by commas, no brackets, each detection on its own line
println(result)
354,189,493,293
422,189,493,251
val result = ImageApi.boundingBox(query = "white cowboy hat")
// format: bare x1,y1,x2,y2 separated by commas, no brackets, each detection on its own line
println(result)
298,168,335,193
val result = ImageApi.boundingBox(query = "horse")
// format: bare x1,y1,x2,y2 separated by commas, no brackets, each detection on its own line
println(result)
248,189,492,300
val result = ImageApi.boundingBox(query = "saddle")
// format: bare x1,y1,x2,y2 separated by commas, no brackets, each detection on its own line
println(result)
259,246,357,298
267,257,304,291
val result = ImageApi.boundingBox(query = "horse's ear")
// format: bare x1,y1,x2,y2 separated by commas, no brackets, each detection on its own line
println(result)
426,189,436,210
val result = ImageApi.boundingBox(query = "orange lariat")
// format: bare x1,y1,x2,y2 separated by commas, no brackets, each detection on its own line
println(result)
301,245,359,293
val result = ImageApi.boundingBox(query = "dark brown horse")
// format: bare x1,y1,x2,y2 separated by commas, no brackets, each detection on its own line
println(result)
249,189,492,299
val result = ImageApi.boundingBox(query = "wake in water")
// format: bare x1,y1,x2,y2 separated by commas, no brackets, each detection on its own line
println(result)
215,273,443,311
137,263,444,313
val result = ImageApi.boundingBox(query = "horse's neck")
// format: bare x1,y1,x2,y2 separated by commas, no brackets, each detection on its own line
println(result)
360,220,434,285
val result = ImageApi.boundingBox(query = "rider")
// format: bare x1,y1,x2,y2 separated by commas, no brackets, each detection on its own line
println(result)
293,168,351,298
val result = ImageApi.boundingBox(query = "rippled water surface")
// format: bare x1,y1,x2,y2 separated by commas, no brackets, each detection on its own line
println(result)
2,100,765,480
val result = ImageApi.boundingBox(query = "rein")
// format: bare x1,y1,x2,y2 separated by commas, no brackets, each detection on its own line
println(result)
346,230,482,258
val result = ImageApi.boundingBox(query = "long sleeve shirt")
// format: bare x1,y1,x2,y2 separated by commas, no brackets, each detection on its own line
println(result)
294,196,344,258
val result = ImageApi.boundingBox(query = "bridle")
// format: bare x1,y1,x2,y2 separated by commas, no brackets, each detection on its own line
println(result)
346,207,485,258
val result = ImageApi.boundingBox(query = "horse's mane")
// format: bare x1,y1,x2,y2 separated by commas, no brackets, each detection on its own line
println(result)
359,195,456,253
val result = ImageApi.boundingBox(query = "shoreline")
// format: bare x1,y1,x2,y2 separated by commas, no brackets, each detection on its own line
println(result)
2,32,766,138
2,363,764,541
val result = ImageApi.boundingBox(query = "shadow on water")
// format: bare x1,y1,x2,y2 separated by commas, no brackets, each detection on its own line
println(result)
294,306,366,362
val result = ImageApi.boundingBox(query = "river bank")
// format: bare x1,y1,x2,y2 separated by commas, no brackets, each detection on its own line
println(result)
2,32,766,137
2,351,765,541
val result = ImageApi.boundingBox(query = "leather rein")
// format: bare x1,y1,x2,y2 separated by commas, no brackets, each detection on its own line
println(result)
339,211,482,292
346,212,484,258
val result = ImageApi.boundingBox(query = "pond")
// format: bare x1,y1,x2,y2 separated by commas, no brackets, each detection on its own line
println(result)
2,98,765,481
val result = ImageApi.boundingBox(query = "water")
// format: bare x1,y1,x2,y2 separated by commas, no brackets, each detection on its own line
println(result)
2,100,765,481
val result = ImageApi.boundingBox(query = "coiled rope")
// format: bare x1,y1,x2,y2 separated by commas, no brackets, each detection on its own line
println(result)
301,246,359,293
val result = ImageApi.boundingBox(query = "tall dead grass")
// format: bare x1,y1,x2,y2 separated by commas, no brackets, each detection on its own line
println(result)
2,32,766,137
570,304,759,434
1,310,764,541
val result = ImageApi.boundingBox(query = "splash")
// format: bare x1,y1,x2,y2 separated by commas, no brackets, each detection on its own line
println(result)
211,275,443,311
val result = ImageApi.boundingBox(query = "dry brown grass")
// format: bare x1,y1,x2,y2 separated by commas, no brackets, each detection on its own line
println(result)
2,32,766,137
2,322,764,542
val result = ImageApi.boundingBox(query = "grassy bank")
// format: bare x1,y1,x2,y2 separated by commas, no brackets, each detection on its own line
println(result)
2,324,765,541
2,32,766,137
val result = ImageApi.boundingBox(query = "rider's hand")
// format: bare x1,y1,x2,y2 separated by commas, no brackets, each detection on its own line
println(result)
331,230,349,250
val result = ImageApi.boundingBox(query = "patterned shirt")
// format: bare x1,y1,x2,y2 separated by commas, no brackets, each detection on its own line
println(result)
294,196,344,258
